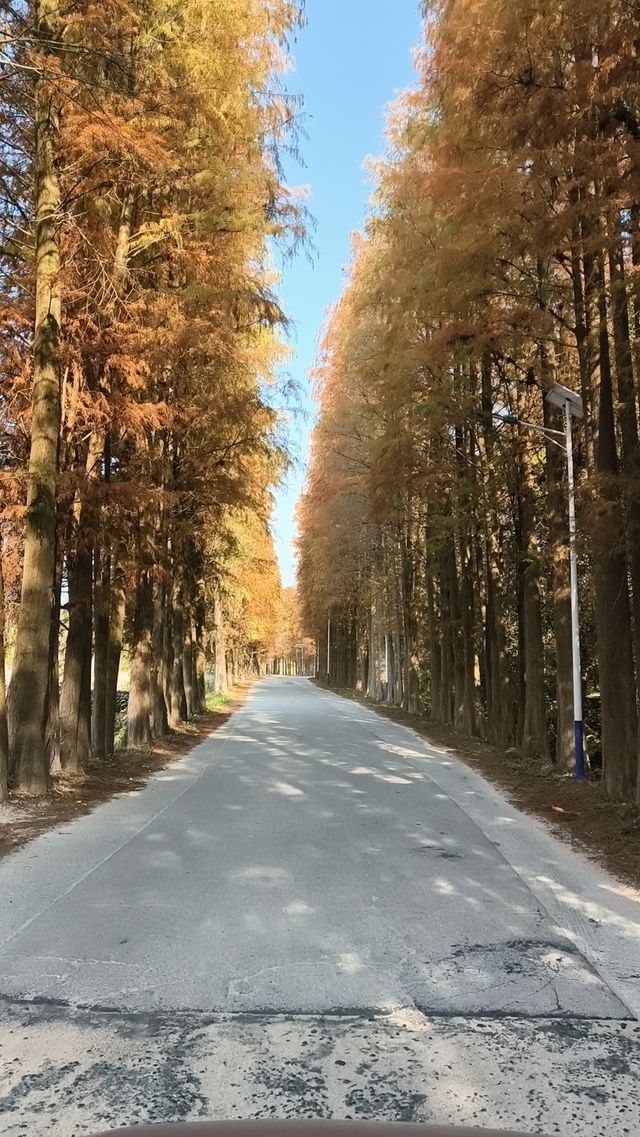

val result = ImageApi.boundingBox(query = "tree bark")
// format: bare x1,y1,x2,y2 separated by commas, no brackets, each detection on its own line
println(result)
445,534,466,729
543,394,575,771
608,238,640,719
126,571,154,749
162,587,174,722
401,523,420,713
194,583,207,713
438,551,454,725
455,416,477,736
182,609,195,719
478,357,513,747
459,528,477,736
8,0,63,794
517,430,549,760
0,541,8,801
569,197,596,471
195,632,206,713
105,555,125,756
92,545,110,759
60,433,102,774
213,590,228,695
59,526,93,773
151,568,169,737
170,565,187,723
45,530,63,775
591,248,638,799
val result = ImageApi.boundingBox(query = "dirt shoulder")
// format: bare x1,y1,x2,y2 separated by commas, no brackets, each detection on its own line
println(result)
326,684,640,890
0,685,250,862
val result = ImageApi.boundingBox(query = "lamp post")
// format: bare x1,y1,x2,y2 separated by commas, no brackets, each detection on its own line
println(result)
499,382,585,778
546,383,585,779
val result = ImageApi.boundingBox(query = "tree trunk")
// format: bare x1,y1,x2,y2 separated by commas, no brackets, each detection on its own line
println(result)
126,572,154,749
517,434,549,760
591,248,638,799
543,395,575,771
0,542,8,801
401,526,420,713
194,572,207,712
92,546,110,760
151,569,169,737
60,432,102,774
105,556,125,756
445,534,466,729
162,588,174,722
170,569,187,723
182,609,195,718
478,358,513,747
483,540,497,741
59,520,93,773
569,198,596,471
472,526,488,741
459,528,477,736
196,637,206,713
8,0,63,794
609,239,640,719
483,527,514,749
455,417,476,736
195,608,207,714
438,552,454,725
213,591,228,695
45,534,63,776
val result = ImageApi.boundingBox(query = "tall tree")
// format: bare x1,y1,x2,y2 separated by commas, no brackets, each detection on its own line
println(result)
298,0,640,803
7,0,63,793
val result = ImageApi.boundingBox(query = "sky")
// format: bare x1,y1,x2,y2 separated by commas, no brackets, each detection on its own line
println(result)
272,0,423,588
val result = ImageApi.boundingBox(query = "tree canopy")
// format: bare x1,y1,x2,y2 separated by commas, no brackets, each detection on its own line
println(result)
0,0,304,796
298,0,640,803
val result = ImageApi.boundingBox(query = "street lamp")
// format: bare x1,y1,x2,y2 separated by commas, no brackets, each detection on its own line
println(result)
546,384,585,780
498,383,585,779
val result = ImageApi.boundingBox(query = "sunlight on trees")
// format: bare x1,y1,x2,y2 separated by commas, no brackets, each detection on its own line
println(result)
0,0,304,795
298,0,640,803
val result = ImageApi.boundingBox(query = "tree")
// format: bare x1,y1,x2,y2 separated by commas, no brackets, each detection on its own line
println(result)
0,0,305,793
7,0,64,793
298,0,640,801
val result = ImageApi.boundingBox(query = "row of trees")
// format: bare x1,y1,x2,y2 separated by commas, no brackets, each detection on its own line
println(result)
298,0,640,802
267,586,317,674
0,0,303,798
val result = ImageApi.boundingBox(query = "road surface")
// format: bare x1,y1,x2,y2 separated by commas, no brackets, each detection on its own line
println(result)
1,678,639,1134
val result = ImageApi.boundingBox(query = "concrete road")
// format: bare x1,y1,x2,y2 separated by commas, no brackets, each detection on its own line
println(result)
1,678,640,1135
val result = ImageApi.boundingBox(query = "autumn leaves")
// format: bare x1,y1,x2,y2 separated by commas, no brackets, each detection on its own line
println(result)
298,0,640,802
0,1,303,796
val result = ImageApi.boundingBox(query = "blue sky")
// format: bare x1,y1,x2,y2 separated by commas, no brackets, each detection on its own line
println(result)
272,0,422,588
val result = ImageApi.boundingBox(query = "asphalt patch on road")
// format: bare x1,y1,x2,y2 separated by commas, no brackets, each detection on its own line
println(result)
1,1001,639,1137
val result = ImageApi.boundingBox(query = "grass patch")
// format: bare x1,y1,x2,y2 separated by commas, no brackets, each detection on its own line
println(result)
205,690,230,713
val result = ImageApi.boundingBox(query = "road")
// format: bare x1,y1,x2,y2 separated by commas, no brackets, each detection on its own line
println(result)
1,678,639,1134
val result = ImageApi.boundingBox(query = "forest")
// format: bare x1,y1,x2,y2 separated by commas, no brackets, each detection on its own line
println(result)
298,0,640,804
0,0,304,798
